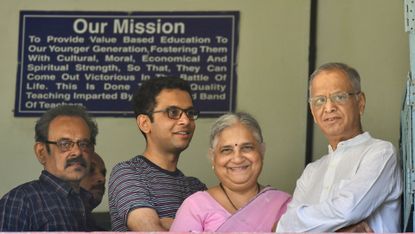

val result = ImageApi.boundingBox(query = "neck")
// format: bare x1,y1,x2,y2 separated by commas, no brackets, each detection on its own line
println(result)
328,130,363,150
219,182,260,211
143,149,179,172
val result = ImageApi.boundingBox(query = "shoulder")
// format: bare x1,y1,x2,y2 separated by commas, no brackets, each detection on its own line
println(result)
180,191,215,209
367,138,395,152
110,156,148,178
184,176,207,190
361,136,397,162
261,187,292,201
302,155,329,174
0,180,43,210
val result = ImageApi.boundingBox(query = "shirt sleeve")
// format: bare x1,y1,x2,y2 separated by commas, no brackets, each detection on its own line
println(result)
108,163,153,226
277,142,402,232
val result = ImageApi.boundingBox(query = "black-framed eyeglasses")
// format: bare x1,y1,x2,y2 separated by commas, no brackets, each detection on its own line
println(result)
149,106,199,120
45,139,93,152
309,91,360,108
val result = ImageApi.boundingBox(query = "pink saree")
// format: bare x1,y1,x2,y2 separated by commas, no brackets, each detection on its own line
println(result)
215,187,291,232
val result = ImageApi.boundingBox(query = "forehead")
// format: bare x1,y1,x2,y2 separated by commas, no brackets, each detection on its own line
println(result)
91,154,105,169
48,115,91,140
155,89,193,108
215,123,256,146
311,70,353,94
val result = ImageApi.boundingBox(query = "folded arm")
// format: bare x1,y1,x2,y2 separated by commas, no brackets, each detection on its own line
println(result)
127,207,172,231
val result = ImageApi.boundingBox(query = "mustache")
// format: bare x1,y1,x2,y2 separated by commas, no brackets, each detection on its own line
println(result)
91,184,105,192
65,156,87,169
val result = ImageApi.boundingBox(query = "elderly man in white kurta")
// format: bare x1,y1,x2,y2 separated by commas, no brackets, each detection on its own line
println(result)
276,63,402,233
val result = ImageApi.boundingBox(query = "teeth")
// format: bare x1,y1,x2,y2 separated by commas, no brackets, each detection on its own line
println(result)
230,165,249,170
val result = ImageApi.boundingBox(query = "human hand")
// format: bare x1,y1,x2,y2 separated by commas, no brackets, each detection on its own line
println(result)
160,217,174,230
336,220,373,233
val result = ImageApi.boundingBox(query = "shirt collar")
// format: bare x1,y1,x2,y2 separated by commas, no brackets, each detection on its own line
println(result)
39,170,78,197
328,132,371,153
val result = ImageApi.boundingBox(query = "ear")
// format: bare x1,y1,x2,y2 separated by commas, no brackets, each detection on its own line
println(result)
208,148,215,170
309,106,317,123
136,114,151,134
358,92,366,115
208,148,215,162
34,142,47,166
260,142,266,158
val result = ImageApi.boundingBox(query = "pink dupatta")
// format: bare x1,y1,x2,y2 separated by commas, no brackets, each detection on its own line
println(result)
215,187,291,232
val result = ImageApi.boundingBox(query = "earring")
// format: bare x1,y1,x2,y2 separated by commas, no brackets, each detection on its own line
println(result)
212,165,215,170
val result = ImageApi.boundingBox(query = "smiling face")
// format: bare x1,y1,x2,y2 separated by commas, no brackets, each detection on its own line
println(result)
35,116,92,183
310,69,365,148
142,89,196,155
211,122,263,192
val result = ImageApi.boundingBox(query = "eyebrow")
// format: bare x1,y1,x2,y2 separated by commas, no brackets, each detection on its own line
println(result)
219,142,255,148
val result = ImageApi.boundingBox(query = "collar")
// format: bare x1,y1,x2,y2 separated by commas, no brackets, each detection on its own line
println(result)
328,132,371,153
39,170,79,197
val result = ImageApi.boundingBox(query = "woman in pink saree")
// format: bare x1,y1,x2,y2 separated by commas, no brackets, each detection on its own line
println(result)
170,112,291,232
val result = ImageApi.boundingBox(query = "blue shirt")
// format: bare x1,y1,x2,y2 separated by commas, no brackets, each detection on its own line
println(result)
0,170,94,231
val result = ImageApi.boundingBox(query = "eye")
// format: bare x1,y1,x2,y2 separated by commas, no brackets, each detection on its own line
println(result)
59,140,73,150
186,109,196,118
167,107,181,118
89,165,96,173
241,145,255,153
312,96,326,106
78,141,91,149
333,93,349,102
220,147,233,155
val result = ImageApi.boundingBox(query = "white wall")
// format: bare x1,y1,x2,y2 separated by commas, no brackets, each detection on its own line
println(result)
312,0,409,160
0,0,310,212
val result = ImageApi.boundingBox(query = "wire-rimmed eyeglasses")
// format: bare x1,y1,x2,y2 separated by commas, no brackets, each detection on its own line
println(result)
309,91,360,108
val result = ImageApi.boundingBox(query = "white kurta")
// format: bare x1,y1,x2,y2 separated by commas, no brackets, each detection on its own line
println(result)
276,132,402,233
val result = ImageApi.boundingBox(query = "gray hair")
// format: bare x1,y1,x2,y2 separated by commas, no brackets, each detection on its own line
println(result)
309,62,361,93
35,105,98,145
209,112,263,149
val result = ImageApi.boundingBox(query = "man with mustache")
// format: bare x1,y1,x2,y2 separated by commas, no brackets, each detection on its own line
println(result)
0,105,98,231
276,63,402,232
80,152,106,212
109,77,206,231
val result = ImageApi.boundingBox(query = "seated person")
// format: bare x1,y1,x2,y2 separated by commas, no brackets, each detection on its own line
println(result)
80,152,108,230
0,105,98,231
170,112,291,232
80,152,106,212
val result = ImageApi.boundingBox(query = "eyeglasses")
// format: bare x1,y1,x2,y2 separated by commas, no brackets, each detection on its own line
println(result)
45,139,93,152
150,106,199,120
309,91,360,108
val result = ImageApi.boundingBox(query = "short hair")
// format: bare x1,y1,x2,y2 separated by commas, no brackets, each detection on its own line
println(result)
35,105,98,144
209,112,263,149
132,77,193,121
309,62,361,93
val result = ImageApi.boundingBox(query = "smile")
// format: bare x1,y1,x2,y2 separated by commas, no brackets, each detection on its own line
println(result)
228,165,250,171
324,116,340,122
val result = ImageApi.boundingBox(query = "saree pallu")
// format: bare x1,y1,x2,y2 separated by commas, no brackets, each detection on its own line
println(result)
216,187,291,232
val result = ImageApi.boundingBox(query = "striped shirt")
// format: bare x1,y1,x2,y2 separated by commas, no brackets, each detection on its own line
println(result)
109,155,206,231
0,170,94,231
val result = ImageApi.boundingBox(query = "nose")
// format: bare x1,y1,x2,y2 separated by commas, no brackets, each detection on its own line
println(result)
70,142,83,155
177,111,191,125
232,149,245,163
323,98,337,113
